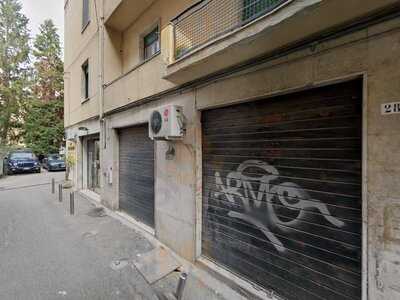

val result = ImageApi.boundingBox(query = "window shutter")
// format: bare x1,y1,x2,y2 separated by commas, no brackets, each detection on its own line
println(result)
81,65,85,99
81,60,89,101
82,0,90,29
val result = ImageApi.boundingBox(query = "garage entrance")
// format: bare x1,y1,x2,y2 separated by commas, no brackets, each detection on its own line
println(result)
119,125,155,228
202,80,362,300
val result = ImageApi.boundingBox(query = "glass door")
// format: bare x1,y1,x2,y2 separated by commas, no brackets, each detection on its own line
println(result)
87,138,100,194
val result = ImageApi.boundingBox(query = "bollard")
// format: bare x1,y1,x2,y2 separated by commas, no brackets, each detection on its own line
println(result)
176,272,187,300
51,178,55,194
58,184,63,202
70,192,75,215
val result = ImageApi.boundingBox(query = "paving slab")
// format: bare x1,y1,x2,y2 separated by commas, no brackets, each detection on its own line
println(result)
133,247,181,284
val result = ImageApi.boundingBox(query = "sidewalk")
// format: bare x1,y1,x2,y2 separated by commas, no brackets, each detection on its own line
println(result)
0,171,261,300
75,190,255,300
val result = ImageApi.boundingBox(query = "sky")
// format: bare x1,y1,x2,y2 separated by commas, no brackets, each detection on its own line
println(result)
20,0,64,48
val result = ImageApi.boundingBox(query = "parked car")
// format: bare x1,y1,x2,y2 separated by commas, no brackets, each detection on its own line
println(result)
3,149,41,175
42,154,66,172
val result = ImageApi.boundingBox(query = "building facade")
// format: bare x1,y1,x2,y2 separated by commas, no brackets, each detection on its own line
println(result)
64,1,400,299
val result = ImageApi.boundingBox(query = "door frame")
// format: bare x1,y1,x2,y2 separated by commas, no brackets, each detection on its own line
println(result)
195,73,369,300
87,137,101,194
115,122,157,235
81,133,100,192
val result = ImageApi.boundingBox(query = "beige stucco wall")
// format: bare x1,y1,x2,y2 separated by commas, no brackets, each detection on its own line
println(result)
194,16,400,300
102,91,198,261
102,0,399,115
103,0,121,21
103,27,123,84
65,36,100,126
103,0,198,112
120,0,194,71
64,0,101,127
101,13,400,299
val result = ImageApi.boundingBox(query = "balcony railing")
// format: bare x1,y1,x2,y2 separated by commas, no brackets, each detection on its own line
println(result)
172,0,290,59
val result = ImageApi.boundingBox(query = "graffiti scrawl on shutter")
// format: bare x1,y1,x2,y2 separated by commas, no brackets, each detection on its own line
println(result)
214,160,345,252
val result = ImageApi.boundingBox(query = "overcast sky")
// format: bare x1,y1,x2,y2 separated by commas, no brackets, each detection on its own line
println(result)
20,0,64,49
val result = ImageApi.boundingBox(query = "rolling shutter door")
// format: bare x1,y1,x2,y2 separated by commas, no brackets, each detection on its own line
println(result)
119,125,155,228
202,80,362,300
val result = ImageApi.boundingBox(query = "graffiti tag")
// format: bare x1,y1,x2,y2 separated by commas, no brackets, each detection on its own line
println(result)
214,160,345,252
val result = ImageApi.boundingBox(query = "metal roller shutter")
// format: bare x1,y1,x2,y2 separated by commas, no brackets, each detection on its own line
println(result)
202,80,362,300
119,125,155,228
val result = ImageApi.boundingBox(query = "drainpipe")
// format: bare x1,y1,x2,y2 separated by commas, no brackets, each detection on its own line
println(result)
98,0,105,127
95,0,105,196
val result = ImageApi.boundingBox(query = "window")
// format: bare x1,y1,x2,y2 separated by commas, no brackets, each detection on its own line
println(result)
48,154,62,161
143,26,160,61
242,0,282,22
82,0,90,30
10,152,36,160
81,60,89,101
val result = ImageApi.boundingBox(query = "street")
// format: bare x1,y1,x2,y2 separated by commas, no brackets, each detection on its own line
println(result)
0,171,167,300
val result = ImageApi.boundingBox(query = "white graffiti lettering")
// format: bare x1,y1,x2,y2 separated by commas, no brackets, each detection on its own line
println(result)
214,160,345,252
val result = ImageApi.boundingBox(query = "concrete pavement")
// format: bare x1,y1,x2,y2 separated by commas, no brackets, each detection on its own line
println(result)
0,171,164,300
0,169,64,190
0,171,252,300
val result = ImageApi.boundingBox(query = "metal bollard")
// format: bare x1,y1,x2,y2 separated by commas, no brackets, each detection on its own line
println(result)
51,178,55,194
70,192,75,215
176,272,188,300
58,184,63,202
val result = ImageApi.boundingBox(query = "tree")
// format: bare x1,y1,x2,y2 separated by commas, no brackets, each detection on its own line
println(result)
23,99,64,155
0,0,31,145
32,19,63,103
23,19,64,155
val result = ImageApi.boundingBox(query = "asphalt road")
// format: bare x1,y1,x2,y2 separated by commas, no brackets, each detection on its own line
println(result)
0,171,161,300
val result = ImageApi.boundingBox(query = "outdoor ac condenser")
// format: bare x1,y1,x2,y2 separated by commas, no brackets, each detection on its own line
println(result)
149,105,185,140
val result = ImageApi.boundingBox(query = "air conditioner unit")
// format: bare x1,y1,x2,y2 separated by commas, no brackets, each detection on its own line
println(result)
149,105,185,140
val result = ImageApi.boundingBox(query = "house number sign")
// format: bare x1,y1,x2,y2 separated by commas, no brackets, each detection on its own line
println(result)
382,102,400,115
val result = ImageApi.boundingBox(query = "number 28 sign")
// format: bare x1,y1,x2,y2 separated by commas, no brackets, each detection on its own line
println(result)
382,102,400,115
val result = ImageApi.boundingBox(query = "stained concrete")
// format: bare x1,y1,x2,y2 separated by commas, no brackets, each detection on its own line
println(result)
0,172,158,300
133,247,180,284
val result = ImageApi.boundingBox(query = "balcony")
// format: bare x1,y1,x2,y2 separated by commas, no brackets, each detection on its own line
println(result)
165,0,399,84
172,0,289,59
105,0,156,32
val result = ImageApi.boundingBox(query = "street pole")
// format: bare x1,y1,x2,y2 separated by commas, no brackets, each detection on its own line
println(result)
70,192,75,215
51,178,55,194
176,272,188,300
58,184,63,202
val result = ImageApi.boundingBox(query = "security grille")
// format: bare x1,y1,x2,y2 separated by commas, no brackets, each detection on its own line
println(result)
202,80,363,300
119,125,155,228
173,0,289,59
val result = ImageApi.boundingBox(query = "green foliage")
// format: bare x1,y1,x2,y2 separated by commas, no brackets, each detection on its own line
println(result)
66,152,75,168
22,19,64,155
0,0,31,145
0,4,64,154
32,19,64,102
23,99,64,155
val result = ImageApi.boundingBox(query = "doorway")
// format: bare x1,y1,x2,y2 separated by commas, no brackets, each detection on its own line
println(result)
87,137,100,194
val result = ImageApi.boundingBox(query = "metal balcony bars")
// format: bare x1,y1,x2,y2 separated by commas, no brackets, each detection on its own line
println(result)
173,0,289,59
